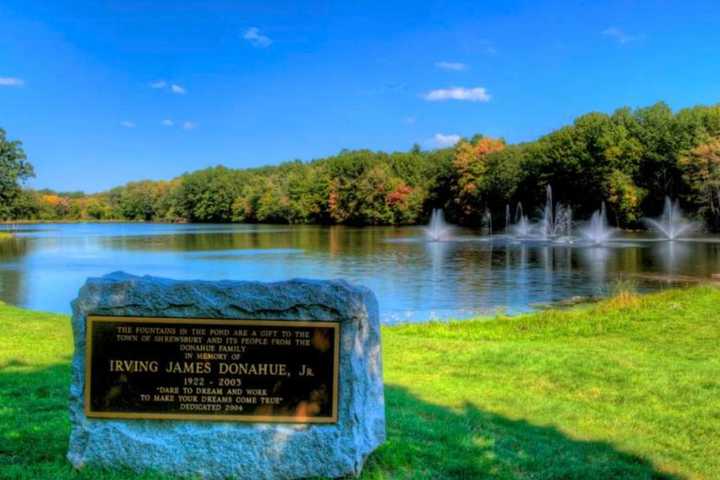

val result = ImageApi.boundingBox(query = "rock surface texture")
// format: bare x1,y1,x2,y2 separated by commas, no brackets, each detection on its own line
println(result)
67,272,385,479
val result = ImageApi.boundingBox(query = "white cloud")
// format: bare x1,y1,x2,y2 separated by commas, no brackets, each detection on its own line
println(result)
602,27,639,44
243,27,272,47
182,121,197,130
423,86,491,102
150,80,187,94
403,116,416,125
120,121,136,128
435,61,467,71
161,119,174,127
433,133,461,147
0,77,24,87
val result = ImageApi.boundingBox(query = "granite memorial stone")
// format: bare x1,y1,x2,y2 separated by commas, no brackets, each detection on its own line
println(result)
67,272,385,479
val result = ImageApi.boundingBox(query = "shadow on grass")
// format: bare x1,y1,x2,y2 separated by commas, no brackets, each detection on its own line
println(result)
0,363,176,480
1,366,678,479
365,385,678,479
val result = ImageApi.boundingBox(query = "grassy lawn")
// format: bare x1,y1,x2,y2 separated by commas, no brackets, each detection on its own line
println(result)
1,286,719,479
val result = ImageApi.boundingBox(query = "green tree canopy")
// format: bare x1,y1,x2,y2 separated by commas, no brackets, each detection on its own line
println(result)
6,102,720,230
0,128,34,219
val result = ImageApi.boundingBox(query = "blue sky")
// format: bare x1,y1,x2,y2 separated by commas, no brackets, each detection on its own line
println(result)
1,0,719,192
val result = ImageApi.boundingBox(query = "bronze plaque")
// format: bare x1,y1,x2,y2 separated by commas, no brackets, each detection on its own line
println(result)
84,316,340,423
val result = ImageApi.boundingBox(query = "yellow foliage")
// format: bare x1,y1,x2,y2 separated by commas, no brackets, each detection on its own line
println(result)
40,194,64,207
679,138,720,216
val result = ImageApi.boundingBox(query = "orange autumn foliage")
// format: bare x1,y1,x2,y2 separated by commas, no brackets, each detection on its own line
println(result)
387,183,413,205
452,137,505,218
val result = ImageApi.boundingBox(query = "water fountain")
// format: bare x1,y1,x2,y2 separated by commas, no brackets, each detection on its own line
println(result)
643,197,699,240
540,185,572,240
451,188,707,247
581,203,615,244
424,209,453,241
511,202,531,237
481,208,492,235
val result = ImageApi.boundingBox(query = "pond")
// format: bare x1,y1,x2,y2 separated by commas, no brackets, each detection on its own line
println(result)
1,223,720,323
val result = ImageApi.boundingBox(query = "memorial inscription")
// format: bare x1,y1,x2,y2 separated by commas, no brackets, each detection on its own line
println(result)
86,315,339,423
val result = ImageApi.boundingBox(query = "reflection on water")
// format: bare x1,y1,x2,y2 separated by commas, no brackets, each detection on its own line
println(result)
1,223,720,324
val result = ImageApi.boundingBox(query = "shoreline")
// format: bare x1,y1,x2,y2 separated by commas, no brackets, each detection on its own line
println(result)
2,285,719,478
0,219,174,225
0,219,667,234
4,278,719,324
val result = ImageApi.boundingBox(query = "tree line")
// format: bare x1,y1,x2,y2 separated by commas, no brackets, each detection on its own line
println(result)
3,101,720,230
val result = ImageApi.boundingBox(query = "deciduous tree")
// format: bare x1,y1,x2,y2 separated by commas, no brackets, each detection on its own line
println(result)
0,128,33,219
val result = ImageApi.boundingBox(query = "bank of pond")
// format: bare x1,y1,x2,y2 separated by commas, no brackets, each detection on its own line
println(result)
1,285,718,478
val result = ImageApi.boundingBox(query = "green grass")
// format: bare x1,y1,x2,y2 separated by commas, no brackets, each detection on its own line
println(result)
2,286,719,479
0,233,13,240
